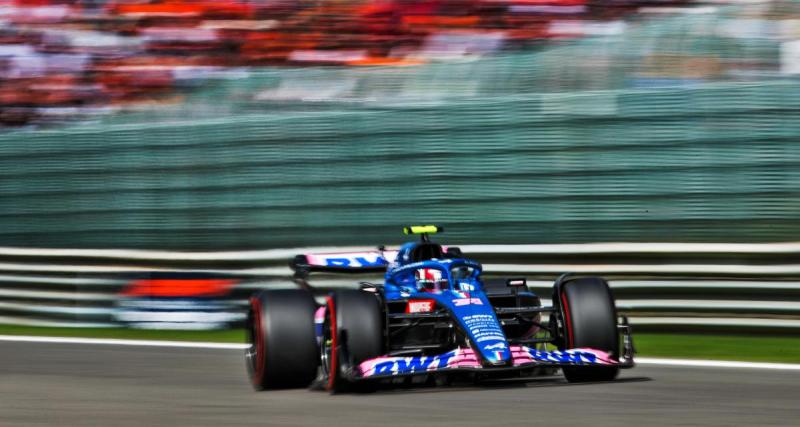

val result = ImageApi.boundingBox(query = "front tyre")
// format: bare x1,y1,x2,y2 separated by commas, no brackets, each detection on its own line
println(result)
321,290,383,393
246,289,319,390
556,277,620,382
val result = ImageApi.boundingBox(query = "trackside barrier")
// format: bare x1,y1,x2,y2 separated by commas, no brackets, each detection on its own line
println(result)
0,243,799,331
1,79,799,250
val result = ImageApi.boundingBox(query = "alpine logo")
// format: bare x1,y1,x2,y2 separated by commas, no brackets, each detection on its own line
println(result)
484,342,507,350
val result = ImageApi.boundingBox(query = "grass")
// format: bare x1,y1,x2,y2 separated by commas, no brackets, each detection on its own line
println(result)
1,325,799,363
633,333,800,363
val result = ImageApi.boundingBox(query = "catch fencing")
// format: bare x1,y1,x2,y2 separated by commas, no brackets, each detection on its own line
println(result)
1,7,799,250
1,243,799,332
2,78,799,250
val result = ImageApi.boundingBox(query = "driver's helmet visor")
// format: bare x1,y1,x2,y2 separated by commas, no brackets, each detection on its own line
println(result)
415,268,448,292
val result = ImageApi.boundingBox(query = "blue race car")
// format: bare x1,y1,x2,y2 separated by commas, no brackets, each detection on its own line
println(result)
245,226,634,392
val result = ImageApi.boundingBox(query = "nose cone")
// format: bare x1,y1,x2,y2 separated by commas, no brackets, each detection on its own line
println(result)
442,290,512,366
479,342,513,366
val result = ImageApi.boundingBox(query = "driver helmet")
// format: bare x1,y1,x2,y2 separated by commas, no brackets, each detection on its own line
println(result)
415,268,448,292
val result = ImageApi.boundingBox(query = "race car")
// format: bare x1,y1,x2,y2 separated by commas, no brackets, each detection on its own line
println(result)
245,225,634,392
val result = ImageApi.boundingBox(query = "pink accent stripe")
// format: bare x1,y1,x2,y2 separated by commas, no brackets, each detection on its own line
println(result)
314,306,325,323
357,346,619,377
305,251,399,266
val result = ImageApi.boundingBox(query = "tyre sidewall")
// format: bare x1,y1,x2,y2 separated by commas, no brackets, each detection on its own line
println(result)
557,277,620,382
248,289,319,389
326,290,383,392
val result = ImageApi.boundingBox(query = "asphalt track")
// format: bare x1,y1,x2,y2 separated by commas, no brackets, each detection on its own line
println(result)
2,341,799,427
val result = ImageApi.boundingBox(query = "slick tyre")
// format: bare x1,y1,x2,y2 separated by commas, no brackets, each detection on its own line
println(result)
247,289,318,390
556,277,620,382
321,290,383,393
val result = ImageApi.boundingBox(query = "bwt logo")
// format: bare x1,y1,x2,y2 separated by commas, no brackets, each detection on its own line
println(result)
371,352,457,376
324,256,387,268
527,349,599,364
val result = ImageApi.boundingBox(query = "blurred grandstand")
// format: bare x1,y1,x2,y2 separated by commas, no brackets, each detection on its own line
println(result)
0,0,798,249
0,0,797,126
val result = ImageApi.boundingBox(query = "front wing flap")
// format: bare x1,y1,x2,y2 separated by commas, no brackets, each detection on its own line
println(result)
354,346,633,380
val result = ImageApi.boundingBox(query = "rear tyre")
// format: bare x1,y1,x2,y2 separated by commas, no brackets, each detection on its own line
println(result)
321,290,384,393
556,277,620,382
246,289,318,390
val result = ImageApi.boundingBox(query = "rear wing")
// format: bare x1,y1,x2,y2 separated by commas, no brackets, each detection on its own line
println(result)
290,250,399,279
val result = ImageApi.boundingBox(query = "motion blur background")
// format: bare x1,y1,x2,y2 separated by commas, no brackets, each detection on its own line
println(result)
0,0,799,337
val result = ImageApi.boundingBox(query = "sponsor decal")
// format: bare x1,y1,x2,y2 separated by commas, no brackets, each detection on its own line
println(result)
121,278,235,298
458,282,476,291
358,346,615,377
306,251,399,268
484,342,507,350
453,298,483,306
115,274,241,330
324,256,386,268
523,348,600,364
406,299,435,313
462,314,506,344
476,335,507,342
368,351,458,376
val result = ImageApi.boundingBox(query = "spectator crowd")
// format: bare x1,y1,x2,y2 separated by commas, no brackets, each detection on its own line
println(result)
0,0,793,126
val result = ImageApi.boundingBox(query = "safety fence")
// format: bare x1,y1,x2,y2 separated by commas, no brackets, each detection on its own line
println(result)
1,2,799,250
1,243,799,333
2,78,800,250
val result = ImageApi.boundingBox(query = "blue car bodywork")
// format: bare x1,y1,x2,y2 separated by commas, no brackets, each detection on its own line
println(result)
382,257,513,366
292,231,634,382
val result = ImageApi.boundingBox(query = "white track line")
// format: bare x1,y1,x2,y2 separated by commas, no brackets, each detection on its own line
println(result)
1,335,799,370
636,357,800,371
5,242,800,260
0,335,249,349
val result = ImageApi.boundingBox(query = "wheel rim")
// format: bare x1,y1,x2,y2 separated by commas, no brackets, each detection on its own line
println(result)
321,296,337,390
320,313,331,378
559,290,574,349
246,297,265,386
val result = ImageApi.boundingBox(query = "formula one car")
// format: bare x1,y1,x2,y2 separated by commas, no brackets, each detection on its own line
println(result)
245,226,634,392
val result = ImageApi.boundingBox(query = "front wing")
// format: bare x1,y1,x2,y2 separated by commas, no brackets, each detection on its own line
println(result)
355,346,633,379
